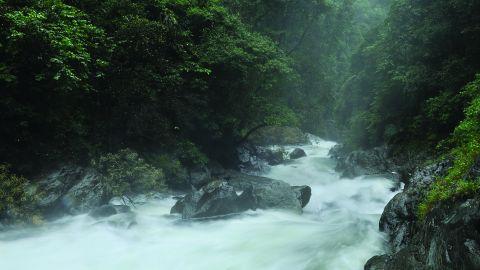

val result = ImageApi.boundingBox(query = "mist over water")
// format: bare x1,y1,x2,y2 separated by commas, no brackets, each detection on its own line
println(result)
0,138,397,270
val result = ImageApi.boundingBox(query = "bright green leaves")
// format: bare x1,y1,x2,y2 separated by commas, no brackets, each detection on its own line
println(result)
2,1,107,92
419,75,480,218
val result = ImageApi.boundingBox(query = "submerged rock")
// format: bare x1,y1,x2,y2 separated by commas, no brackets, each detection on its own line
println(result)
89,205,131,219
289,148,307,159
89,204,137,229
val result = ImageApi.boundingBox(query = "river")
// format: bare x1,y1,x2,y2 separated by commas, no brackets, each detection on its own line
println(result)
0,137,397,270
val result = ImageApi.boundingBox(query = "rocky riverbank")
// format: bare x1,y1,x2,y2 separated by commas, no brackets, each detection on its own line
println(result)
0,140,312,229
330,145,480,269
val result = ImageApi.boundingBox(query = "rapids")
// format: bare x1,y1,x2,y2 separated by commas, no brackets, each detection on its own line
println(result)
0,138,397,270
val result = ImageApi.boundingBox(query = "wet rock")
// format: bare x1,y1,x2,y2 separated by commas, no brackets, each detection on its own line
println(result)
189,166,211,190
89,205,131,219
380,192,413,252
292,185,311,208
365,254,388,270
34,166,84,212
237,143,286,172
379,161,450,252
171,172,310,219
365,160,480,270
171,181,249,219
330,145,396,178
289,148,307,159
237,143,269,172
223,171,303,212
257,147,286,166
60,168,106,215
170,197,185,214
32,166,107,217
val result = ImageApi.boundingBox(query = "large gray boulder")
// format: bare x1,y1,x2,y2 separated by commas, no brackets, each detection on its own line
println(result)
34,166,84,211
171,181,251,219
61,168,106,215
171,172,311,219
223,170,304,212
32,166,106,217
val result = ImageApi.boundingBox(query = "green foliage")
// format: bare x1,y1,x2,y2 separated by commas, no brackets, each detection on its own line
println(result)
0,0,304,173
249,126,307,146
226,0,392,136
335,0,480,150
0,164,38,224
175,141,208,167
146,154,189,189
0,0,108,172
92,149,166,198
419,75,480,218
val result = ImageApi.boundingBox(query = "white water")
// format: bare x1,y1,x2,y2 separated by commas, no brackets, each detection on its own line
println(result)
0,138,397,270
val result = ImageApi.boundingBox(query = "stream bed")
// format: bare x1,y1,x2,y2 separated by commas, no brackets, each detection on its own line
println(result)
0,138,397,270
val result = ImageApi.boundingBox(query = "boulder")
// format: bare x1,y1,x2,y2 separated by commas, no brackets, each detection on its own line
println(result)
34,166,84,212
60,168,106,215
224,170,304,212
172,171,311,219
292,186,311,208
331,146,393,178
379,161,450,252
237,143,286,172
171,181,250,219
364,160,480,270
289,148,307,159
31,166,107,218
364,255,389,270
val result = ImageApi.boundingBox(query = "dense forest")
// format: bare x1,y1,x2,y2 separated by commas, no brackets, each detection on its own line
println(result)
1,0,393,177
1,0,480,269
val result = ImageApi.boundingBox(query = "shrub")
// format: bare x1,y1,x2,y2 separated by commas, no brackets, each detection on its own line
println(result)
176,141,208,167
0,164,38,225
146,154,189,190
92,149,166,199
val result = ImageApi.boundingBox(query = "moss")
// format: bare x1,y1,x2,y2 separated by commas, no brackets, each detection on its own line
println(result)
419,75,480,219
